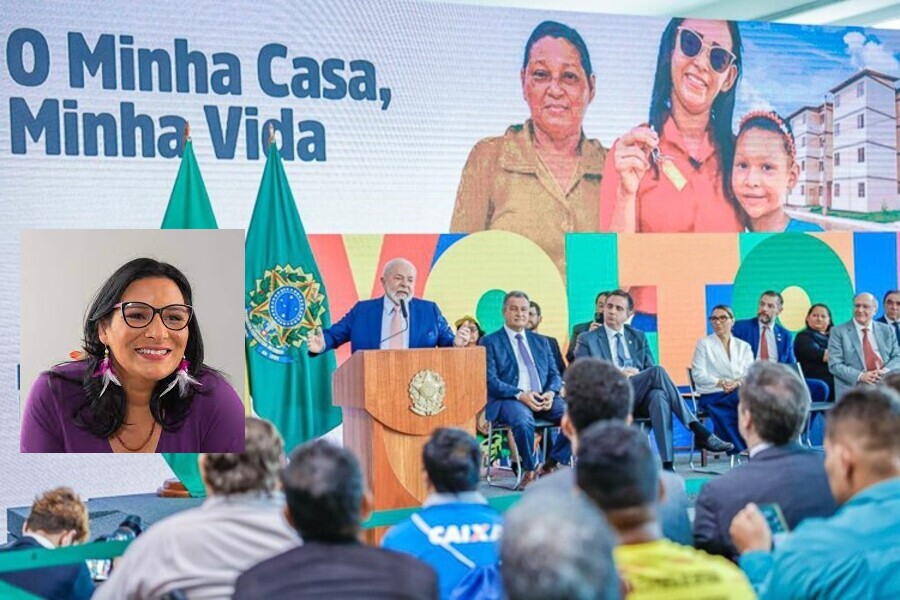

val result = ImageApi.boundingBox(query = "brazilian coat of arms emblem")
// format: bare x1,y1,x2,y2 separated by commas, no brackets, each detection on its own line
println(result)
246,264,326,363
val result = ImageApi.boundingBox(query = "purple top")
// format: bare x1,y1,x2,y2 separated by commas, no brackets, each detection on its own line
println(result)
20,361,245,453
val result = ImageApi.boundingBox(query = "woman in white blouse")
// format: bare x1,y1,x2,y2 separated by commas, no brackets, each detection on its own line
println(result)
691,304,754,453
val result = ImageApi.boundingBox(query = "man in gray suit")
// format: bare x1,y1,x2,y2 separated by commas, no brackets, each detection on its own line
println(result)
528,358,693,544
574,290,732,470
693,362,838,561
828,292,900,399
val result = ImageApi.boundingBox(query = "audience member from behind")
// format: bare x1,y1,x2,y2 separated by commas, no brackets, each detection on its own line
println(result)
0,487,93,600
234,440,438,600
731,386,900,598
528,358,692,544
96,417,299,599
578,422,755,599
382,428,503,600
502,488,619,600
694,362,837,561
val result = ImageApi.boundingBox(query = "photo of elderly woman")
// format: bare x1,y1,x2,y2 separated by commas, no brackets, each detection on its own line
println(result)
601,18,743,233
450,20,606,275
20,232,245,453
731,110,824,232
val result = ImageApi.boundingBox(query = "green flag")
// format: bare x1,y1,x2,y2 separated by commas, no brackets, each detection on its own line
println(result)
245,143,341,453
160,138,216,497
161,139,218,228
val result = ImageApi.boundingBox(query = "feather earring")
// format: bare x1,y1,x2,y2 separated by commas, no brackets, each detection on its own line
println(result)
160,358,202,398
92,346,120,397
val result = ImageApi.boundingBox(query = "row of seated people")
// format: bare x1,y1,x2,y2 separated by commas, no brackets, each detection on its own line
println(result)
4,359,899,599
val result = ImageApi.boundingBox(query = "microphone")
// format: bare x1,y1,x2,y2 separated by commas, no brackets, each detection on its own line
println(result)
400,298,409,321
688,157,702,170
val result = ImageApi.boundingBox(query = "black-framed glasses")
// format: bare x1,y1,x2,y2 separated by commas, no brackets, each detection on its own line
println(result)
112,302,193,331
677,27,736,74
708,315,732,323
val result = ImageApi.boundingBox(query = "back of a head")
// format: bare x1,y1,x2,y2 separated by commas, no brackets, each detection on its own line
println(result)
564,359,633,432
739,362,809,445
882,372,900,397
501,489,619,600
423,428,481,494
202,417,284,496
576,421,658,512
827,386,900,475
25,487,89,543
282,439,364,542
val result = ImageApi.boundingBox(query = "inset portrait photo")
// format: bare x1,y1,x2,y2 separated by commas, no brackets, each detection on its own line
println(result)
20,229,246,453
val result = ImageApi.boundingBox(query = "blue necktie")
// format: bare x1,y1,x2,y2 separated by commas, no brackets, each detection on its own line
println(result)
515,333,542,393
893,322,900,344
615,333,633,369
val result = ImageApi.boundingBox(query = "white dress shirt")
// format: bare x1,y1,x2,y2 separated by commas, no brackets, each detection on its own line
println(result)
380,297,410,349
504,325,538,392
605,326,632,368
691,334,754,395
854,319,883,362
757,321,779,362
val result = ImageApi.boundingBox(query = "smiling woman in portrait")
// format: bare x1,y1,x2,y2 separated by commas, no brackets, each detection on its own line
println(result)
20,258,245,453
601,18,744,233
450,20,606,276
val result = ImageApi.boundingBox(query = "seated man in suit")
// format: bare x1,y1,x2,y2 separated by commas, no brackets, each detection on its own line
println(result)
565,290,609,364
527,300,566,375
575,289,732,470
828,292,900,398
694,361,837,561
733,290,829,403
877,289,900,341
0,487,94,600
234,440,438,600
482,291,570,489
307,257,468,354
528,359,693,545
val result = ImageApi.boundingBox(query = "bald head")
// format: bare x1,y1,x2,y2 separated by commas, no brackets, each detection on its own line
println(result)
853,292,878,327
381,258,416,305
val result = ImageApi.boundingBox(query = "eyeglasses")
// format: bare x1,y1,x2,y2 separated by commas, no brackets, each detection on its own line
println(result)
708,315,732,323
677,27,736,74
113,302,193,331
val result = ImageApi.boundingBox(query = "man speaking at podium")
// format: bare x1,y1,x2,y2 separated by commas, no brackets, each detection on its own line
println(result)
307,257,469,354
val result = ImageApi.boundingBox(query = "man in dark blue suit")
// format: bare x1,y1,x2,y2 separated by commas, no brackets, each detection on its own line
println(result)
0,487,94,600
877,290,900,341
694,361,837,561
575,290,732,470
482,291,570,489
732,290,829,403
307,258,468,354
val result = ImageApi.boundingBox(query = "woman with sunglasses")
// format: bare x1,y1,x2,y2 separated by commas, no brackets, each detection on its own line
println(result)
451,20,606,277
601,18,744,234
21,258,245,453
690,305,754,453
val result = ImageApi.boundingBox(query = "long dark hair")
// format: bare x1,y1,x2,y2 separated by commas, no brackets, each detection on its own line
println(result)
53,258,207,438
648,18,743,198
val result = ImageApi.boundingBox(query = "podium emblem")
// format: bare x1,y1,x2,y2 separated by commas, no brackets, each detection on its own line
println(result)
409,370,447,416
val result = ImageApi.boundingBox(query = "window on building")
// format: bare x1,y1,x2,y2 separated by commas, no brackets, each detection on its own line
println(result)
801,114,806,124
858,147,865,163
802,137,806,148
802,160,806,172
857,81,865,97
835,183,841,197
857,113,865,128
835,122,841,136
835,152,841,166
835,93,841,108
819,160,824,172
801,185,805,195
859,182,866,197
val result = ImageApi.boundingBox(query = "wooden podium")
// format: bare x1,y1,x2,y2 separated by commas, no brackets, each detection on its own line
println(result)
333,347,486,511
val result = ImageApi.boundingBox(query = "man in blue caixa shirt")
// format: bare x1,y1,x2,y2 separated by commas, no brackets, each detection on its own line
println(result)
382,428,503,600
